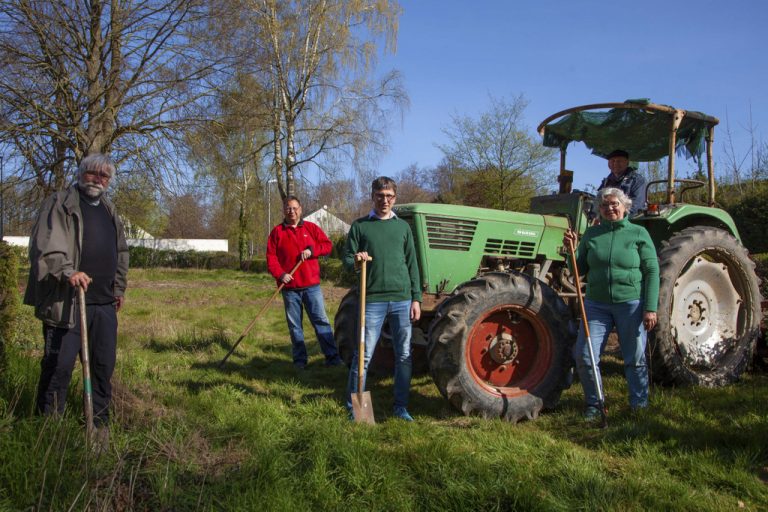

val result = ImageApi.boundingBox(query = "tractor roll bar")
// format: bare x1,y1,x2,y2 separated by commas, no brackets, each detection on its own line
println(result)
537,101,720,207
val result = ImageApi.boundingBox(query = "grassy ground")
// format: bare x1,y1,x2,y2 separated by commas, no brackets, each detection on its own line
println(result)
1,267,767,511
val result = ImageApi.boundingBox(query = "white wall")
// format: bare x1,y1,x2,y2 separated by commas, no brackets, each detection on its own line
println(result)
3,236,228,253
128,239,228,252
2,236,29,247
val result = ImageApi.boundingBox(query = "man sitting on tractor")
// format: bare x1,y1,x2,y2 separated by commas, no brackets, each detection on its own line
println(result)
598,149,647,216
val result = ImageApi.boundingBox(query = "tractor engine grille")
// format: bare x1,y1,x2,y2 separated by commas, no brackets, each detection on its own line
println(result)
484,238,536,258
425,216,477,251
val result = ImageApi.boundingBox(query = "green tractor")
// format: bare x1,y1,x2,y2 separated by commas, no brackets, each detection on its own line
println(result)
334,100,762,422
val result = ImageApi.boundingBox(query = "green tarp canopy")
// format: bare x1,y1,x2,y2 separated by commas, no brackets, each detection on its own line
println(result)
540,99,717,163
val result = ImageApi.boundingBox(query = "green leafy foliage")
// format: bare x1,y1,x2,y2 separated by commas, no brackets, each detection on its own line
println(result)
725,185,768,254
436,94,556,210
0,242,20,368
128,246,240,269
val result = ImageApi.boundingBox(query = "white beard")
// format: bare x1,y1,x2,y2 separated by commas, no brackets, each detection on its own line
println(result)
79,181,105,200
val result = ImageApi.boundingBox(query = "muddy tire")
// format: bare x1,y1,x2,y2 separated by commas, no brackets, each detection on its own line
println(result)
650,227,762,386
334,290,429,375
334,290,360,367
427,272,575,422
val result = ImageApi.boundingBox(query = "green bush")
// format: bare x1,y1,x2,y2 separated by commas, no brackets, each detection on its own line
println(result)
328,234,347,259
752,253,768,299
239,258,268,273
724,186,768,254
0,242,21,368
319,257,356,287
4,244,27,264
128,246,239,269
126,246,355,286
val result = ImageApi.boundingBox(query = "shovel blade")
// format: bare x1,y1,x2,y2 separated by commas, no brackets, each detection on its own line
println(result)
351,392,375,424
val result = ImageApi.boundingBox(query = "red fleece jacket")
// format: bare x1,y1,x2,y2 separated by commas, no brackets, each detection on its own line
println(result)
266,220,333,289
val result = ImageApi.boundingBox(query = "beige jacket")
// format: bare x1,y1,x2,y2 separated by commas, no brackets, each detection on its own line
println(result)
23,184,128,327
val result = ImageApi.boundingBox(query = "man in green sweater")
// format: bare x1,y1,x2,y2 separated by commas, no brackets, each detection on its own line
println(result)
344,176,422,421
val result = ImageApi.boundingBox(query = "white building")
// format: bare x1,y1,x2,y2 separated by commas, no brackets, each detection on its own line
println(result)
303,206,350,236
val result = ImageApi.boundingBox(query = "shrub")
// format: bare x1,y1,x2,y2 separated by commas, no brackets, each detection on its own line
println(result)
319,258,356,287
239,259,268,273
752,253,768,299
128,246,239,270
0,242,21,368
126,246,355,286
725,186,768,254
329,234,347,259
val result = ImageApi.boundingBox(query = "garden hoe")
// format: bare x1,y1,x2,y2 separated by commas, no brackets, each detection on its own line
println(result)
567,237,608,429
77,287,95,441
218,260,303,368
351,256,375,425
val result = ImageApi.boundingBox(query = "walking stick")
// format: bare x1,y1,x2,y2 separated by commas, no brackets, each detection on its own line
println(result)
218,260,303,368
77,287,95,440
566,236,608,428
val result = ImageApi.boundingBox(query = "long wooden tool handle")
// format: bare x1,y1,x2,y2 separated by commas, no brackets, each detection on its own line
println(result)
78,287,94,438
567,238,591,342
357,256,372,396
567,237,607,413
357,259,367,396
219,259,303,368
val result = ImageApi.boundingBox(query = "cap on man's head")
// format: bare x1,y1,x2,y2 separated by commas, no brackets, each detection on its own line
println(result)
606,149,629,159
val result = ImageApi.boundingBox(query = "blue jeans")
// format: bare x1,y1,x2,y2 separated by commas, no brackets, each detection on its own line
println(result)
572,299,649,409
281,285,340,365
346,300,412,410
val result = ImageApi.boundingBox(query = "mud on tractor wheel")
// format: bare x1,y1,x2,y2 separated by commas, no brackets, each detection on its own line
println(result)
651,227,762,386
427,272,575,423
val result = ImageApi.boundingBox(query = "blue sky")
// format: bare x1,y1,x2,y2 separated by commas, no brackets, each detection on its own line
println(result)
372,0,768,190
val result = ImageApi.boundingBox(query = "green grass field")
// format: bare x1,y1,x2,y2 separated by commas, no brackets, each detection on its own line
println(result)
1,267,767,511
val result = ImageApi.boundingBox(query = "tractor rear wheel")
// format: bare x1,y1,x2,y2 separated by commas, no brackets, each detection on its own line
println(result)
334,290,428,375
334,290,360,367
427,272,575,422
651,227,762,386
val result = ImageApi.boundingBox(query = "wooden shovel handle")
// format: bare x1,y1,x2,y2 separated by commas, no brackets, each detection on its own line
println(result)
357,257,370,395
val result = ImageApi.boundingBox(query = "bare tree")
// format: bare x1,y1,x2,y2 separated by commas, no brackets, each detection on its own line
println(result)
437,94,556,211
184,71,274,263
0,0,226,195
250,0,407,198
162,192,209,238
393,164,435,204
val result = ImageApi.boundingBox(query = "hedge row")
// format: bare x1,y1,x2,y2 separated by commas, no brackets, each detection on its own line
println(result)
126,246,356,286
0,242,21,368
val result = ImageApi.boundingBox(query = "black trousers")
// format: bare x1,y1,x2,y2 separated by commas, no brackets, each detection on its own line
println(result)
36,303,118,426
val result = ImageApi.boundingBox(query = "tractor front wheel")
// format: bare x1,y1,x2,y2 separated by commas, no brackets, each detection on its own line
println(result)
427,272,575,422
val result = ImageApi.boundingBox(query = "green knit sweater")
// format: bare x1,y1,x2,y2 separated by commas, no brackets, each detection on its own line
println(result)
571,217,659,312
343,214,422,303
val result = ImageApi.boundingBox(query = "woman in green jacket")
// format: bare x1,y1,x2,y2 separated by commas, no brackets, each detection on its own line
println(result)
563,187,659,419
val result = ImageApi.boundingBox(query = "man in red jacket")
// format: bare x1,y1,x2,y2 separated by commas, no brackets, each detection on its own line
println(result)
267,195,342,369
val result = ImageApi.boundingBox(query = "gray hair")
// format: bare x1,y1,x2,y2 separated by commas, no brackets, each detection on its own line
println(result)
598,187,632,211
78,153,115,178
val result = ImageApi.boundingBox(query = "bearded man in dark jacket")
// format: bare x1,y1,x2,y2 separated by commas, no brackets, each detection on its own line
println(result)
25,153,128,445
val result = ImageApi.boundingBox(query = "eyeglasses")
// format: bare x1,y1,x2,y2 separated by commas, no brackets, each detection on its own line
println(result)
83,170,112,182
600,201,621,209
374,192,396,202
284,206,300,211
